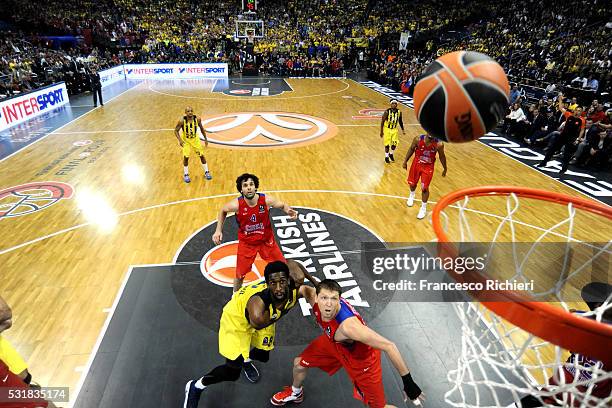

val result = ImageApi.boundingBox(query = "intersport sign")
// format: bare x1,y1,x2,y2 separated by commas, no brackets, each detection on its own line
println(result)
0,83,68,131
123,63,228,79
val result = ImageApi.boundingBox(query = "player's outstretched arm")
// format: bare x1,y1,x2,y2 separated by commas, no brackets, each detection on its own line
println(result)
212,199,239,245
402,136,418,170
339,317,425,404
265,195,297,219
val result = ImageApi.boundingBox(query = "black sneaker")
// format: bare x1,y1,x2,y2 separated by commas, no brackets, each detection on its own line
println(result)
389,154,395,162
385,157,390,164
243,361,260,383
183,380,203,408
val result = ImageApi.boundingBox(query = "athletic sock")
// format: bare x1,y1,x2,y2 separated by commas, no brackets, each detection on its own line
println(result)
184,166,189,175
292,385,302,394
202,163,209,172
194,378,206,390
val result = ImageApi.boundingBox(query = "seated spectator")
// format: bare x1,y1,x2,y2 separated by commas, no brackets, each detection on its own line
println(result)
503,102,526,137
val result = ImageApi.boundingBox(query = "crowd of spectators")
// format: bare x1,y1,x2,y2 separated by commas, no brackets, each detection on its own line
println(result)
0,0,609,104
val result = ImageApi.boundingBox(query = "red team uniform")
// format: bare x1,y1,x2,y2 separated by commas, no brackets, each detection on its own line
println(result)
298,298,386,407
407,135,439,190
235,193,285,279
0,360,48,408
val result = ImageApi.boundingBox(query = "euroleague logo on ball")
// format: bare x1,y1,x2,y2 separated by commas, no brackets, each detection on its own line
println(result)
171,207,393,346
201,241,268,287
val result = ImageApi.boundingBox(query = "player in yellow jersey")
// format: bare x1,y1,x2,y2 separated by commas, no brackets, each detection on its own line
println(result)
174,106,212,183
380,99,406,163
183,260,316,408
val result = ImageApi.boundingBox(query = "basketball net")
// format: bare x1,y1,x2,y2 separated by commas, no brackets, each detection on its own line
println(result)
431,186,612,408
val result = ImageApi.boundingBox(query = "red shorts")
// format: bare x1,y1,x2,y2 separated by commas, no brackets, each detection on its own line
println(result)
299,335,386,408
236,238,285,279
407,162,434,190
0,360,48,408
541,366,612,406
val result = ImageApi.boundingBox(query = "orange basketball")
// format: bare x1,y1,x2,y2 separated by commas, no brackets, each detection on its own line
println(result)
413,51,509,143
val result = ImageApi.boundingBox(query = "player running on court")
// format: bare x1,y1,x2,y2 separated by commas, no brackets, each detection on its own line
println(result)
380,99,406,163
403,133,447,220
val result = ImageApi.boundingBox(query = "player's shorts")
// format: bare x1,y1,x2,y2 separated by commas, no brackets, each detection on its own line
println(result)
298,335,386,408
407,162,435,190
383,127,399,147
540,366,612,405
181,135,204,158
0,335,28,375
218,313,276,360
0,359,47,408
236,238,285,279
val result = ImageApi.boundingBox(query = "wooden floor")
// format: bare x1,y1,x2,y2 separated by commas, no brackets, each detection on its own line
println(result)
0,78,609,404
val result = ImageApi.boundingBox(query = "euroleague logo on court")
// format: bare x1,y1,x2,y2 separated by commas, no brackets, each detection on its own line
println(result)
201,241,268,287
171,207,392,346
0,181,74,219
200,112,338,149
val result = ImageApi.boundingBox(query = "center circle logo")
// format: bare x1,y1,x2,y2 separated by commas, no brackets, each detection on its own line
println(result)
201,241,268,287
171,207,391,346
200,112,338,149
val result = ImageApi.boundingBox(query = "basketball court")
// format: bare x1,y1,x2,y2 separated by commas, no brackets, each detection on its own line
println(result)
1,76,610,407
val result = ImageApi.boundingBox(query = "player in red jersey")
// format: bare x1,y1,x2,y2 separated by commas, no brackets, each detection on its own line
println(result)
213,173,298,292
271,278,425,408
402,134,447,220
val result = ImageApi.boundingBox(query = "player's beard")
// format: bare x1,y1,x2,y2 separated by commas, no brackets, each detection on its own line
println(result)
272,287,289,302
244,192,256,200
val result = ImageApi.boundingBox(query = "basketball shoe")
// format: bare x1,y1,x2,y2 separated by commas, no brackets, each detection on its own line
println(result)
417,204,427,219
183,380,202,408
271,386,304,406
184,174,191,183
243,361,260,383
205,171,212,180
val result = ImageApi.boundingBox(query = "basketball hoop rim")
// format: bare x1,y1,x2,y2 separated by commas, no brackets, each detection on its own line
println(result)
431,185,612,366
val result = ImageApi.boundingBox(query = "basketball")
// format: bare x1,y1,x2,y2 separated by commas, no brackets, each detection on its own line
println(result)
413,51,510,143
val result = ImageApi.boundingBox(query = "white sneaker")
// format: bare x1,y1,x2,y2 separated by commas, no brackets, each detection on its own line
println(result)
406,195,414,207
417,206,427,219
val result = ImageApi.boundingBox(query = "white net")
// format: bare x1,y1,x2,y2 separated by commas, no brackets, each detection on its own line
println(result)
435,190,612,408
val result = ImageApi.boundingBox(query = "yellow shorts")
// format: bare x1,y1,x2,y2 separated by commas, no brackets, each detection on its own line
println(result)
383,127,399,147
181,136,204,158
218,314,276,361
0,336,28,375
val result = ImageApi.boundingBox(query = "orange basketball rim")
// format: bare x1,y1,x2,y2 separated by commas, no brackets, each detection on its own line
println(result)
431,185,612,366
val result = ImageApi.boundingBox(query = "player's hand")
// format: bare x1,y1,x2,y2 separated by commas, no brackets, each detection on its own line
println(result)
402,161,407,170
178,140,184,147
402,373,424,405
442,169,447,177
212,231,223,245
379,132,383,138
403,391,426,406
286,207,298,220
205,140,209,147
402,130,406,135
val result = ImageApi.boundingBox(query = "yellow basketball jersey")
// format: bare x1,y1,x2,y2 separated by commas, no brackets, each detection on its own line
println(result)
385,109,400,129
183,116,198,139
221,280,299,333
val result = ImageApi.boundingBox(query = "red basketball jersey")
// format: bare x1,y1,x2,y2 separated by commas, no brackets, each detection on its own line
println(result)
313,298,377,367
414,135,438,165
236,193,273,244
